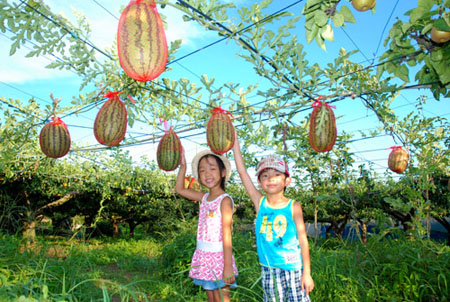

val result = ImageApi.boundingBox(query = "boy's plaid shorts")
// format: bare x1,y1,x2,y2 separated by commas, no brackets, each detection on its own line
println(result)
261,266,311,302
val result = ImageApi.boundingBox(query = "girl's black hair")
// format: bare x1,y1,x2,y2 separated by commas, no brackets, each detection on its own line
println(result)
198,154,226,190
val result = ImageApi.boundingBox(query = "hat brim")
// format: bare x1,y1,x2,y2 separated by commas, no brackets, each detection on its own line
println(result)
192,150,232,182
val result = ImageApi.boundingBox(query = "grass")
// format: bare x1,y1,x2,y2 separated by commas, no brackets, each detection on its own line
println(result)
0,224,449,301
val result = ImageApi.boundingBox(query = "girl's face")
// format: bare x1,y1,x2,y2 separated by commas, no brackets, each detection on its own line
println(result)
198,156,225,189
258,168,290,194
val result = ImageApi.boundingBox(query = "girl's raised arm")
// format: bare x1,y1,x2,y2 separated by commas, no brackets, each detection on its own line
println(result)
175,148,204,202
232,130,262,212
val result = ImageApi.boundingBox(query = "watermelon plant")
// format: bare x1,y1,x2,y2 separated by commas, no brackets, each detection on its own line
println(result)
39,116,71,158
93,91,127,147
388,146,409,173
206,106,235,154
117,0,168,81
157,127,182,171
309,100,337,153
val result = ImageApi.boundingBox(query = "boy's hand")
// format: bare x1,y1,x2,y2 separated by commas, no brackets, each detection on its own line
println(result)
301,273,314,295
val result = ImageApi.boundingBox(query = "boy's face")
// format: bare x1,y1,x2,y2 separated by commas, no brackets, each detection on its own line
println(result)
257,168,291,194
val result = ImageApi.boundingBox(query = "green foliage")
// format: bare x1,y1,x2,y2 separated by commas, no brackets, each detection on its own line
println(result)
158,222,198,296
377,0,450,100
1,229,449,301
302,0,355,50
0,0,449,260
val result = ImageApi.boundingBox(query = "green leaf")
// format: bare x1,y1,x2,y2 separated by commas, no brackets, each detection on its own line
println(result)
418,0,434,11
340,6,356,23
421,23,433,35
306,24,319,44
9,40,19,56
332,12,345,27
434,18,450,31
410,8,427,23
303,0,322,13
320,24,334,42
314,10,328,27
315,34,326,51
430,49,443,62
429,53,450,84
401,22,412,34
394,64,410,82
305,17,315,30
407,59,417,67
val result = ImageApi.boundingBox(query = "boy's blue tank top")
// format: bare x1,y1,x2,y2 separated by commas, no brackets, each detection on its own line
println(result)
255,196,302,271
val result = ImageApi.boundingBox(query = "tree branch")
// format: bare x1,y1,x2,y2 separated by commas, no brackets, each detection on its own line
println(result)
36,191,79,215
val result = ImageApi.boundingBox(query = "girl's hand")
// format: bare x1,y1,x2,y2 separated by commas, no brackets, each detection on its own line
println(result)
232,128,240,152
223,266,235,286
301,273,314,295
180,146,186,167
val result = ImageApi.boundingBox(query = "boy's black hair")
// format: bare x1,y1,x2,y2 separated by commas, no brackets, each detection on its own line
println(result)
198,154,226,190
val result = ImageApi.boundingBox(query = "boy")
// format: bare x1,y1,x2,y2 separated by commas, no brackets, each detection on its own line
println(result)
232,133,314,302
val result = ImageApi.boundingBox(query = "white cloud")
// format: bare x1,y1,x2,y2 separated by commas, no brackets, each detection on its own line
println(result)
85,4,213,49
1,0,214,84
0,36,74,83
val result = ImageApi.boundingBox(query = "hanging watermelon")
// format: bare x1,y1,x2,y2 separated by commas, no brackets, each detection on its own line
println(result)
388,146,408,173
206,106,235,154
309,100,337,153
94,92,127,147
117,0,168,81
39,116,71,158
157,127,182,171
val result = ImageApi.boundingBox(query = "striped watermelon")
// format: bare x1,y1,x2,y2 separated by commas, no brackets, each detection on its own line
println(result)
309,101,337,152
39,117,71,158
117,0,168,82
388,146,408,173
207,107,235,154
157,128,181,171
94,92,127,147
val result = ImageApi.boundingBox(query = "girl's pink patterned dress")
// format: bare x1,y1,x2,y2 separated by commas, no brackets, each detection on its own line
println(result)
189,193,238,281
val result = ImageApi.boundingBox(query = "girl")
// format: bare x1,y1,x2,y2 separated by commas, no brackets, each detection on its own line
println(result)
175,149,238,302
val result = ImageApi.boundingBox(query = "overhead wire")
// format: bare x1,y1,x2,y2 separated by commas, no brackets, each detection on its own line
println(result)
90,0,119,21
13,0,437,124
373,0,401,62
176,0,317,103
16,0,214,118
169,0,306,65
18,0,111,58
4,1,447,168
0,80,51,105
340,27,370,62
67,84,448,154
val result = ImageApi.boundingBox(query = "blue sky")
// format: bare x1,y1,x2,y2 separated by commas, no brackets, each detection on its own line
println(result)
1,0,448,180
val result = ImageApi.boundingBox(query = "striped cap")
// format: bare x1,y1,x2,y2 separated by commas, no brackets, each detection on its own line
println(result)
256,155,289,177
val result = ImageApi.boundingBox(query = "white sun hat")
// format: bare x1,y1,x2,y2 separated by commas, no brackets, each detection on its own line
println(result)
191,150,232,182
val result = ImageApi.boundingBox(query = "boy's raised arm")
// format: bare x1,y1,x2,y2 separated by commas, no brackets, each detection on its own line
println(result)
232,131,263,211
